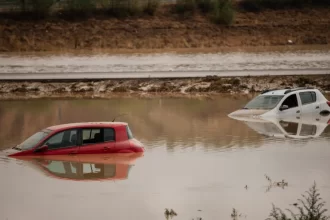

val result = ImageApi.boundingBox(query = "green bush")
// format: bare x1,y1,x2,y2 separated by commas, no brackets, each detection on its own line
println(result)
93,0,110,9
107,0,143,17
66,0,96,12
196,0,214,13
28,0,54,16
238,0,330,11
173,0,235,24
210,0,235,25
143,0,160,15
174,0,197,15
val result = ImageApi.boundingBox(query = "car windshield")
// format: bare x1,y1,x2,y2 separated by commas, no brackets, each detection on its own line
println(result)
244,95,284,110
16,130,51,150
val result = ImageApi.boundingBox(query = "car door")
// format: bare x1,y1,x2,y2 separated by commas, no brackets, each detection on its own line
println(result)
277,93,302,118
77,127,116,154
298,91,318,115
37,129,79,155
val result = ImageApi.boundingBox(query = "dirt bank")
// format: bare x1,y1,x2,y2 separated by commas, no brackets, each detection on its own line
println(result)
1,6,330,52
0,75,329,100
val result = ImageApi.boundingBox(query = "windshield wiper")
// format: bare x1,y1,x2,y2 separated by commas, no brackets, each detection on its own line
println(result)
12,145,22,151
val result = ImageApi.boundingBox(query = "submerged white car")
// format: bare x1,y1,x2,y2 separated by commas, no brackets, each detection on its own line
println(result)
228,88,330,119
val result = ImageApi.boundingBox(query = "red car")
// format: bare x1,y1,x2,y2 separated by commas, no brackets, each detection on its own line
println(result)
6,122,145,157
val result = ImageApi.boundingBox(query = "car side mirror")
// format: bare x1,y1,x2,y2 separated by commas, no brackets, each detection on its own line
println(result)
35,145,48,153
280,105,289,111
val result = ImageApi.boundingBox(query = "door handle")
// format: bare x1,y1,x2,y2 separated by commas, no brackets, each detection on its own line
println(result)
103,146,109,152
316,106,319,109
296,110,300,113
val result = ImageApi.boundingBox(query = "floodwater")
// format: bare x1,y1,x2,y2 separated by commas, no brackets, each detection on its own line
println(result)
1,46,330,77
0,96,330,220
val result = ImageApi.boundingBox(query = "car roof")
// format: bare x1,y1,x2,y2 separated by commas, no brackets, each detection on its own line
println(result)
46,122,128,131
260,88,320,96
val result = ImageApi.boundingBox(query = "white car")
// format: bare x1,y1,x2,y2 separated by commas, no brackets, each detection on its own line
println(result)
229,113,330,139
228,88,330,120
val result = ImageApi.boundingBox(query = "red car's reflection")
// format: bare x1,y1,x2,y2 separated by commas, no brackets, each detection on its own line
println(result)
13,153,143,181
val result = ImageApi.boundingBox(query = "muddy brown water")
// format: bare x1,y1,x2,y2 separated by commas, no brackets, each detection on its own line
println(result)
0,95,330,220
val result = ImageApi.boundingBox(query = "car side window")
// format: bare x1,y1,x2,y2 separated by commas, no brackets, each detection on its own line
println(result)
82,128,102,144
281,94,298,109
299,92,316,105
104,128,115,142
44,129,78,150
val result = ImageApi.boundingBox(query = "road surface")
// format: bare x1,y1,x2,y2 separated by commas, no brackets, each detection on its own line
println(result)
1,49,330,80
0,69,329,80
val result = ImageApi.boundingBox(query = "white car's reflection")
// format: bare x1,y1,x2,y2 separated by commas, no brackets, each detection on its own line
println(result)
229,113,330,139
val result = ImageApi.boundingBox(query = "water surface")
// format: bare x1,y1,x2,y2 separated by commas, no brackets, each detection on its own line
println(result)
1,96,330,220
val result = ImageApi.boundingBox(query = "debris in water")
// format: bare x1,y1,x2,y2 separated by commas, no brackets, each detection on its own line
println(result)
231,208,238,219
231,208,247,219
170,209,177,216
265,174,289,192
164,208,177,219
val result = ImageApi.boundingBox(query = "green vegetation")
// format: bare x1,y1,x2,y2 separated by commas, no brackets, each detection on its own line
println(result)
174,0,234,25
29,0,54,15
238,0,330,12
210,0,234,25
0,0,329,23
267,182,330,220
0,0,161,19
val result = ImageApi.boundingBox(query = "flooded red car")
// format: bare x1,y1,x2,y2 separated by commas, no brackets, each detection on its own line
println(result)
6,122,144,156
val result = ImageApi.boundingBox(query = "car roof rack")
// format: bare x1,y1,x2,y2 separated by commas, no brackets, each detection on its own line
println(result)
284,87,315,94
261,87,316,95
261,88,280,94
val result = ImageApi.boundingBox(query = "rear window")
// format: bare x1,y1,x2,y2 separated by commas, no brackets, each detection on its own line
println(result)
126,125,133,139
299,92,316,105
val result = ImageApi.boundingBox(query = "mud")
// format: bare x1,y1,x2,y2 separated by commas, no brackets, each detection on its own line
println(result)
1,6,330,52
0,75,329,100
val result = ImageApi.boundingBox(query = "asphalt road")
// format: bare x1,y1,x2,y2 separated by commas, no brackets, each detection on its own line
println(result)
0,69,329,80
